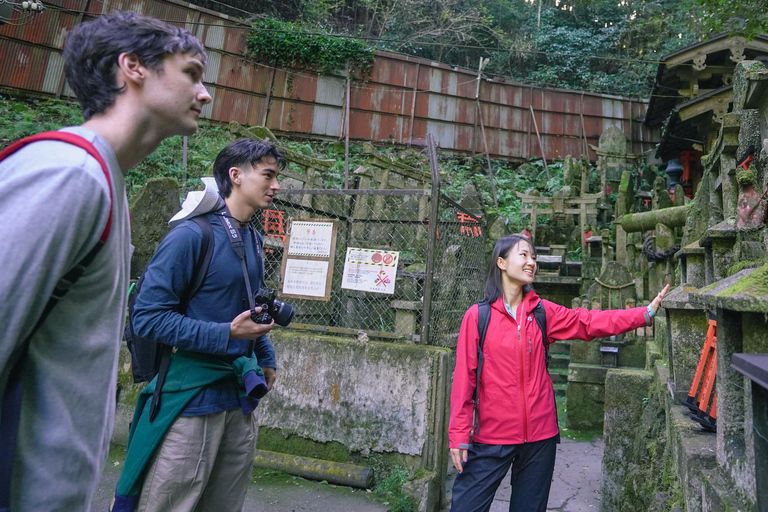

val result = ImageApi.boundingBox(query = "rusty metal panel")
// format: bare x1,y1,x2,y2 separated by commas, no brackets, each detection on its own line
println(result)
427,94,458,122
212,55,270,96
0,7,77,48
0,41,47,92
541,111,565,137
426,120,456,149
454,124,475,153
0,0,656,161
267,100,315,133
204,20,225,50
371,56,417,89
210,87,261,125
205,51,222,85
312,105,342,137
200,86,216,119
278,72,317,103
316,75,345,106
143,1,193,26
453,97,475,125
42,51,65,94
222,25,248,54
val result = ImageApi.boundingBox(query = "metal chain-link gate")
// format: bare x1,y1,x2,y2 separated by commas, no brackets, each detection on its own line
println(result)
251,134,487,347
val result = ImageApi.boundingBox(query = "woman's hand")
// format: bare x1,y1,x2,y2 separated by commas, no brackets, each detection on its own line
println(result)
450,448,468,473
648,284,670,314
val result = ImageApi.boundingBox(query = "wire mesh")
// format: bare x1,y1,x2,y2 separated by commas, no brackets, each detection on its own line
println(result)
251,187,486,347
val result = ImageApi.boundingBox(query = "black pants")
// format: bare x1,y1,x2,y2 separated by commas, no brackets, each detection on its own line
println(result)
449,435,558,512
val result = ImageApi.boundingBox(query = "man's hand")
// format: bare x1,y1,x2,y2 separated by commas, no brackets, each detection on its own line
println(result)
263,367,276,390
230,308,274,339
450,448,468,473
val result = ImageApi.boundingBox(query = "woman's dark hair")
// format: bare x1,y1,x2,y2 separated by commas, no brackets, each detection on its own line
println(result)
213,138,287,198
484,234,537,303
63,11,207,120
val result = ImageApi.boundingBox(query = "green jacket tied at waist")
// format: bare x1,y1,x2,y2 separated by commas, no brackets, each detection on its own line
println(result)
115,350,264,499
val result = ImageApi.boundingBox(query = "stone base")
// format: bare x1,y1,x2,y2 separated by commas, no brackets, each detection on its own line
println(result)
566,363,609,430
600,362,756,512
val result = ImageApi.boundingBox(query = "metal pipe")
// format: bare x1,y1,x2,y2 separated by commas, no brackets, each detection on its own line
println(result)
253,450,375,489
421,133,441,346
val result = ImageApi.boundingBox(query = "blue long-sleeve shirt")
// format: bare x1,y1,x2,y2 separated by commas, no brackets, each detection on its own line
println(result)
133,210,275,415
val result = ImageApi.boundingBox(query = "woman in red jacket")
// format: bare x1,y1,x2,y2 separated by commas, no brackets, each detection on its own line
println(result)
448,234,667,512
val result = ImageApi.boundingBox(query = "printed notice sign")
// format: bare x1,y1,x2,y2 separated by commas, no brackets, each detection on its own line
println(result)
287,221,334,258
280,218,338,301
282,259,329,298
341,247,399,295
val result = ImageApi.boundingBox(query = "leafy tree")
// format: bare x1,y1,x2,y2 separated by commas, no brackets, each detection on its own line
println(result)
692,0,768,38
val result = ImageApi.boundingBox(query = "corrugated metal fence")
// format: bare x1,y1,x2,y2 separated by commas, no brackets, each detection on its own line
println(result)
0,0,657,161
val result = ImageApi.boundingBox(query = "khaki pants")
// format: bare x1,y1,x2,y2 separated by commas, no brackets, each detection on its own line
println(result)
137,408,259,512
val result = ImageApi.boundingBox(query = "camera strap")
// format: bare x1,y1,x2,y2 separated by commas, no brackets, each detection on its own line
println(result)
217,210,258,315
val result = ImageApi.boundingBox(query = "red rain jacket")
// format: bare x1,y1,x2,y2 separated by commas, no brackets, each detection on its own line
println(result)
449,289,651,447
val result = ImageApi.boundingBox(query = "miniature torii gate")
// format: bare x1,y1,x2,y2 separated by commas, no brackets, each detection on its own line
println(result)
515,191,603,245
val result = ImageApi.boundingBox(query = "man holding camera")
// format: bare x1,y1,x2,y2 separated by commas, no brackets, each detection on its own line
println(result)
118,139,286,511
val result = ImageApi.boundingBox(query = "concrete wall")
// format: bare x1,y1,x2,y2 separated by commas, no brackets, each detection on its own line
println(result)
261,331,452,458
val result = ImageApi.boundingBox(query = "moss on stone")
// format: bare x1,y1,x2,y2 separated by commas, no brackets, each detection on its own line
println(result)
258,428,353,463
727,259,767,277
717,263,768,297
736,164,758,187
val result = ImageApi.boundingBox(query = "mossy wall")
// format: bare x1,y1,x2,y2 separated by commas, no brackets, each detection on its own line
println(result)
260,331,452,457
128,177,180,279
601,368,683,512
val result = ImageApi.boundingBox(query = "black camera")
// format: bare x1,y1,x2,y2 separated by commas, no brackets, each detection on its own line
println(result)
250,287,295,326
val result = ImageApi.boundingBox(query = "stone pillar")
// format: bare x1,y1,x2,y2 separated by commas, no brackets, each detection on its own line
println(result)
661,285,708,402
716,308,746,471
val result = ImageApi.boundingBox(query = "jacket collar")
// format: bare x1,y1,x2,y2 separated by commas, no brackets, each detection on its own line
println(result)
490,287,541,316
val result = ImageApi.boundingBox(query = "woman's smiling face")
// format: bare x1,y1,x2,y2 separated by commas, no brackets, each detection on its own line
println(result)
497,239,537,286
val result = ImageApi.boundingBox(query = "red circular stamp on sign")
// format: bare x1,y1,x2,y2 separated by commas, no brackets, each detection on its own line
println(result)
382,254,394,265
371,253,383,264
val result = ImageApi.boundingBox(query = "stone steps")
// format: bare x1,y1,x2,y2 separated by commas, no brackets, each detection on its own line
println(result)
553,382,567,397
549,340,571,355
549,353,570,369
549,368,568,384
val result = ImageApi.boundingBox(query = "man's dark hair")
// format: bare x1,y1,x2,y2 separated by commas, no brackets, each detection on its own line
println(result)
484,234,537,303
213,139,287,198
63,11,207,120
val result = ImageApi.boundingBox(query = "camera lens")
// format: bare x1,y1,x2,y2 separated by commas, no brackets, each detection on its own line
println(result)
271,299,295,327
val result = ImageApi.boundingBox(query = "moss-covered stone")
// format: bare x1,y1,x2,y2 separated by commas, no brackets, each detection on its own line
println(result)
128,177,180,279
565,381,605,430
727,259,766,277
736,164,758,187
569,340,601,365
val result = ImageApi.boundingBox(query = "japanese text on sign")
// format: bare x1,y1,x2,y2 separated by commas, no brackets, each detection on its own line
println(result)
341,247,399,295
287,221,334,258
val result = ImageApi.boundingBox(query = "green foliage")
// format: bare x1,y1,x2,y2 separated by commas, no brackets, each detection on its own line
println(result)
692,0,768,38
370,459,416,512
0,96,83,142
247,18,375,76
126,122,236,197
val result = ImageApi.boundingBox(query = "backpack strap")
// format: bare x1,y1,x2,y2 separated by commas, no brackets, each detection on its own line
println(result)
532,301,550,368
471,299,491,437
532,300,559,434
0,131,114,511
148,215,214,422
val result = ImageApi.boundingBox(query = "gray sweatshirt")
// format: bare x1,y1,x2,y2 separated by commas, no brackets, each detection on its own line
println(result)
0,127,131,511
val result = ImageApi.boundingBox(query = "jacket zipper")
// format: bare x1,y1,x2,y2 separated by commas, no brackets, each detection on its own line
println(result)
518,321,529,442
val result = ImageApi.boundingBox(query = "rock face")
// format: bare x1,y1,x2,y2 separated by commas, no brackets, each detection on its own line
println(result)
129,177,180,279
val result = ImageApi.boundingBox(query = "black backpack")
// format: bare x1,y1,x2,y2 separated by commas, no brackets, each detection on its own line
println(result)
124,215,213,420
471,299,549,436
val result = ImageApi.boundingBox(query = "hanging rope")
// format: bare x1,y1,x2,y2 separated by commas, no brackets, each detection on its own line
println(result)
642,233,679,262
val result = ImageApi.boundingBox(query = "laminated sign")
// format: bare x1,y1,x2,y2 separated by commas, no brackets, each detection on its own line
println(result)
341,247,399,295
280,219,338,301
